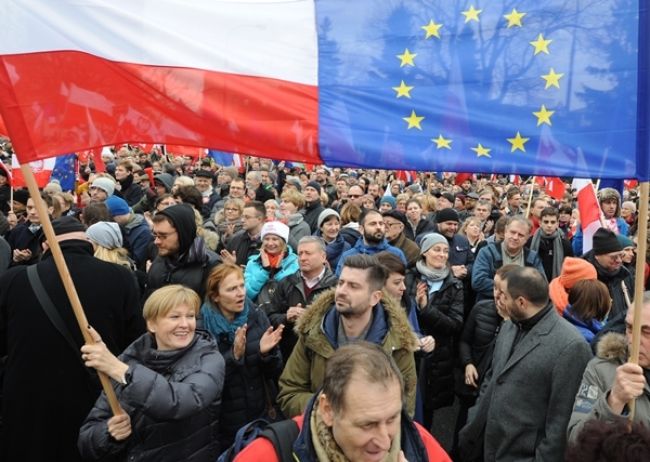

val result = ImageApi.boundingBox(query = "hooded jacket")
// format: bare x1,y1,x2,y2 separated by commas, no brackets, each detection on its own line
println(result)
276,289,419,418
78,330,225,462
287,213,311,252
123,213,154,270
146,205,220,300
582,250,634,320
335,237,407,275
567,332,650,443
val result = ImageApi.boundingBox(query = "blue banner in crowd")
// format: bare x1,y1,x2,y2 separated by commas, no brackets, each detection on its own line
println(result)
316,0,648,179
50,153,76,191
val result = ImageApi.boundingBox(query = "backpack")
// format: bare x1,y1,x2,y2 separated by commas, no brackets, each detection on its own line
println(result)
216,418,300,462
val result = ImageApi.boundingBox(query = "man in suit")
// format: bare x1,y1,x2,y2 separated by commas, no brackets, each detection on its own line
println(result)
458,266,592,461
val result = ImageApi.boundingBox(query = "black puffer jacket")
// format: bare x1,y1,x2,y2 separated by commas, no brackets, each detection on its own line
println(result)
78,330,225,462
265,268,338,361
410,270,464,410
458,299,503,386
202,303,283,448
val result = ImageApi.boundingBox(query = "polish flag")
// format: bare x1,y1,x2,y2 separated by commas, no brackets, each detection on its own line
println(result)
544,177,566,200
166,145,207,158
509,175,521,185
396,170,418,184
11,154,56,188
573,178,602,254
0,1,319,165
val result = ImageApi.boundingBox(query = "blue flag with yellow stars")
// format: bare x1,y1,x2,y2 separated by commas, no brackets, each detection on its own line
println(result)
316,0,648,180
50,153,76,191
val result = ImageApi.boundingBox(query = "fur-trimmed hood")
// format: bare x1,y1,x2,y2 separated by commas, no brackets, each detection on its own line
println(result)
596,332,627,361
295,288,419,352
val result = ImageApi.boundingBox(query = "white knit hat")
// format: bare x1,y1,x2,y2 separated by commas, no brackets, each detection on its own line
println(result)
261,221,290,243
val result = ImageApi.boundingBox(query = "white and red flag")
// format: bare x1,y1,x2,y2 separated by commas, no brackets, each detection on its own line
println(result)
573,178,602,254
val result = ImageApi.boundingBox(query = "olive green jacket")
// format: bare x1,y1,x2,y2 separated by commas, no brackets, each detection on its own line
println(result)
277,289,419,418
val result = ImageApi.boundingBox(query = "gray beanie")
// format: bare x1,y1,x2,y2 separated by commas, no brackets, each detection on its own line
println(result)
317,208,340,229
86,221,123,249
91,177,115,197
419,232,448,255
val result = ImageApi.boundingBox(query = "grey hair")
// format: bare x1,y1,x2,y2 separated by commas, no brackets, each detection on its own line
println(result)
298,235,326,253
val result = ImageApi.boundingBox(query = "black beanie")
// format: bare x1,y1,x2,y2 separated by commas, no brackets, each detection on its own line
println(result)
436,208,460,223
592,228,622,256
51,216,86,236
306,181,322,195
157,204,197,255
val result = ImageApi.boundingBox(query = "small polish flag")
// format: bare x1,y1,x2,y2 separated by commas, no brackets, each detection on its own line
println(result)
573,178,601,254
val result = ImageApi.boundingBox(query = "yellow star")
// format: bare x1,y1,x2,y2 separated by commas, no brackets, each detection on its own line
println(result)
530,34,552,55
432,134,452,149
422,20,443,39
504,8,526,28
541,68,564,89
507,132,530,152
403,110,424,130
462,5,482,23
392,80,414,99
533,105,555,126
471,143,491,158
397,48,417,67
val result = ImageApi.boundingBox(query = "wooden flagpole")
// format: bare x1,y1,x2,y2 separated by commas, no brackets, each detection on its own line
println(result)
20,163,123,416
524,177,536,218
628,181,649,422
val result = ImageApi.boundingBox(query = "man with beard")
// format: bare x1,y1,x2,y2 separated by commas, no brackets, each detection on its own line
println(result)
277,254,418,418
335,209,406,275
459,267,591,461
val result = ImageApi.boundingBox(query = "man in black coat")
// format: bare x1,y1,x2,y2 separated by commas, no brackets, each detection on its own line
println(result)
0,216,144,462
146,204,220,300
222,201,265,266
302,181,325,232
266,236,337,360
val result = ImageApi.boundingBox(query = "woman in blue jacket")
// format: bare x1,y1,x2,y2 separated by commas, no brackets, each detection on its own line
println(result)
244,221,299,305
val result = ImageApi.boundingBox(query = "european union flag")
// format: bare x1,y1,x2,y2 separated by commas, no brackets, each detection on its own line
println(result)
317,0,646,179
50,154,76,191
208,150,235,166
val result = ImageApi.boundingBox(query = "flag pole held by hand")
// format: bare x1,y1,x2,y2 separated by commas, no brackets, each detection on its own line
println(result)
20,163,124,416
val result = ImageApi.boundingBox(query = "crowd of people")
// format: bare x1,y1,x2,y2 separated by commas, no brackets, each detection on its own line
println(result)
1,142,650,461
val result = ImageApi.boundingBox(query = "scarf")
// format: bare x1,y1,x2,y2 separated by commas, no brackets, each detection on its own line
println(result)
416,259,449,282
310,400,401,462
529,228,564,279
501,243,524,267
200,301,249,343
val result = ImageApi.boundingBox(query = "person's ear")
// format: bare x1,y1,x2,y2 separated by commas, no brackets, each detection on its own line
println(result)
318,393,335,427
370,289,383,307
146,319,156,334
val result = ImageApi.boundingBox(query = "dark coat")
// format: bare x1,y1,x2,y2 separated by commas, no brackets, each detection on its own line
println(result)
78,330,225,462
405,218,436,243
458,300,503,391
6,222,41,266
0,240,144,462
123,213,153,270
145,238,221,301
201,304,283,448
301,201,324,233
411,270,464,410
339,225,361,247
390,232,420,268
459,304,592,462
583,250,634,320
266,268,338,360
117,175,145,207
322,233,351,270
225,229,261,266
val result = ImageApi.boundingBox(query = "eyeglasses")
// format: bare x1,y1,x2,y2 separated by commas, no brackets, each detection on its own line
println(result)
385,222,403,228
152,231,177,240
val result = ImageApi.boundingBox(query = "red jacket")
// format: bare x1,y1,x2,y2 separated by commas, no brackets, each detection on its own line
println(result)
233,415,452,462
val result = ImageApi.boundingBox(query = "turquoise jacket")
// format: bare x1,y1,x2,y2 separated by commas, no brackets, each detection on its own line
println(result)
244,248,299,300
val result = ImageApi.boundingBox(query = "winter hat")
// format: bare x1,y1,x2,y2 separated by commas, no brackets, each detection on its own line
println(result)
382,210,408,228
318,209,340,229
91,177,115,197
157,204,197,255
285,176,302,191
305,181,322,195
380,196,397,209
440,192,455,204
592,228,622,256
420,232,448,255
43,181,62,195
617,234,635,249
105,195,130,217
598,187,621,204
407,184,422,194
436,208,460,223
51,216,86,236
154,173,174,192
549,257,597,314
86,221,123,249
194,169,214,180
13,189,30,206
261,221,290,243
